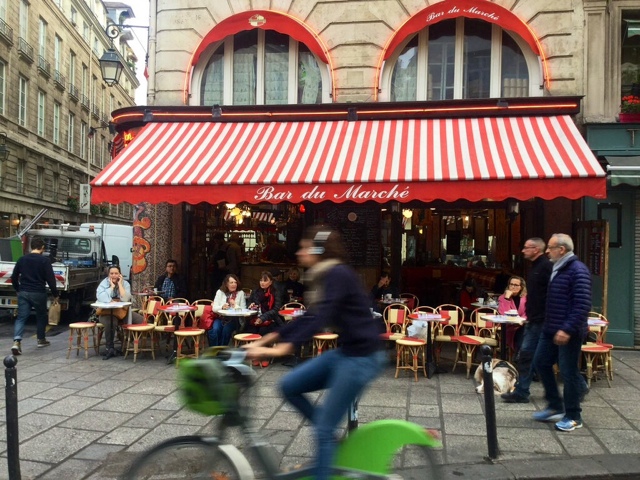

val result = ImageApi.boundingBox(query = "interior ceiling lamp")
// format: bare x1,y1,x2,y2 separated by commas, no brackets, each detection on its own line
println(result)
99,48,125,87
0,132,9,161
402,209,413,218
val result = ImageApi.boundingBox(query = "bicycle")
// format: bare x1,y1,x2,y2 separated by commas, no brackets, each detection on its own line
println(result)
123,348,442,479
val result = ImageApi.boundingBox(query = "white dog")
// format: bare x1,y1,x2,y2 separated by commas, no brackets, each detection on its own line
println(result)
474,359,518,395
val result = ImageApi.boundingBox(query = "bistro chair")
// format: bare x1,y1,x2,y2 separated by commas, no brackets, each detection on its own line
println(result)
154,298,192,353
380,303,411,344
451,308,497,379
581,312,613,387
433,304,465,365
67,322,99,359
400,293,419,311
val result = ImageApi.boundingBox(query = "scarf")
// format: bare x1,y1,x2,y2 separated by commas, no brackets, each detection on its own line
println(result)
551,251,574,282
302,259,342,310
256,286,274,313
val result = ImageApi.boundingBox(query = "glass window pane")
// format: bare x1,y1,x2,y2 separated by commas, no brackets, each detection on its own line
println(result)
622,13,640,96
501,33,529,97
201,44,224,105
233,30,257,105
264,30,289,104
298,43,322,104
427,19,456,100
391,35,418,102
463,19,491,98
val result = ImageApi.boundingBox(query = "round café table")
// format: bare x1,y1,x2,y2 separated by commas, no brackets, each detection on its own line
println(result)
480,314,526,360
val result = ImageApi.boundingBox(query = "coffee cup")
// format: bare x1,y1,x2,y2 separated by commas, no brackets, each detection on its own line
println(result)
476,298,484,305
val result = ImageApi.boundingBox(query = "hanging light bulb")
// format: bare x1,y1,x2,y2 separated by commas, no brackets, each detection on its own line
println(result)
225,203,236,209
402,209,413,218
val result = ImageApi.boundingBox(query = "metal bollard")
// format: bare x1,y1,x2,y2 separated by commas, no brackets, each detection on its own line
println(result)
480,345,499,459
4,355,21,480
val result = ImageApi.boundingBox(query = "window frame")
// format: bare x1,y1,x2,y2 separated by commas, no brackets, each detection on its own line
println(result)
37,90,46,137
18,76,28,127
68,112,75,153
191,31,331,106
53,101,61,145
0,60,5,116
379,19,542,101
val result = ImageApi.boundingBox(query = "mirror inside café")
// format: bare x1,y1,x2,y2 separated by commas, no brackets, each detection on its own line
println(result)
187,201,521,304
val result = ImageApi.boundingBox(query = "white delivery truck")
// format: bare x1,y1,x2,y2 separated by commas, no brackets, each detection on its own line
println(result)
0,223,133,318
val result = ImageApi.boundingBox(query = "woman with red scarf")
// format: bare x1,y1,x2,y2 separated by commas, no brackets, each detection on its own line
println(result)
246,270,284,339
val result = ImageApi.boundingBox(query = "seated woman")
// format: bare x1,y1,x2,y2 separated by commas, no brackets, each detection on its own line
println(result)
209,274,246,347
96,265,143,360
498,275,527,355
246,271,285,366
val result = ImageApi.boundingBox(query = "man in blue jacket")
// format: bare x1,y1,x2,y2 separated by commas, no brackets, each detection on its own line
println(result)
532,234,591,432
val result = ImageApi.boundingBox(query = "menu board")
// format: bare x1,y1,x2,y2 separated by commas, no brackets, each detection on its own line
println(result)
314,205,381,266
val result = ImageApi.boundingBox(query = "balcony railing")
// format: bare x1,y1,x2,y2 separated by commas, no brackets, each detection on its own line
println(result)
53,70,66,91
80,94,90,110
91,105,100,119
69,84,79,100
17,37,34,63
0,18,13,45
38,55,51,77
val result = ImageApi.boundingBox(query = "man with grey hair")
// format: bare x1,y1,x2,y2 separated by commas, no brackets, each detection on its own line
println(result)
501,237,552,404
532,233,591,432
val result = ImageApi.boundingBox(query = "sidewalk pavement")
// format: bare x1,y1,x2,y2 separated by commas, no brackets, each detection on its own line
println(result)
1,326,640,480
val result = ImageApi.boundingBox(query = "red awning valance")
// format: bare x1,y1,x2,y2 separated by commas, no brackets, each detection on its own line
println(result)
91,116,606,205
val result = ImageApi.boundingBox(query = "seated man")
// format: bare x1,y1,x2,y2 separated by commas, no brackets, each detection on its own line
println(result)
154,259,190,363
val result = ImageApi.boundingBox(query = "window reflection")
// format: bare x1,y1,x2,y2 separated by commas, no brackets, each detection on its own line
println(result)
298,43,322,103
391,36,418,101
463,20,491,99
233,30,258,105
265,31,289,104
201,44,224,105
501,33,529,97
428,19,455,100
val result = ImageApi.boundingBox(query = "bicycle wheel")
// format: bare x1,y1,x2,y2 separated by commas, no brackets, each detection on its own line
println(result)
387,444,441,479
123,436,253,480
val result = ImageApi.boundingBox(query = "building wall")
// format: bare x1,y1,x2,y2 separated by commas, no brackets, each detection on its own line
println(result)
149,0,597,106
0,0,138,233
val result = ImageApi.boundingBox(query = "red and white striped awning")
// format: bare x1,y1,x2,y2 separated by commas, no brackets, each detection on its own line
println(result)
91,116,605,205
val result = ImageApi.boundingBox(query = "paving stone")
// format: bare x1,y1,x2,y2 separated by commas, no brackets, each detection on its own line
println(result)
37,458,100,479
122,408,175,428
16,382,59,400
165,408,213,426
0,412,67,442
37,394,103,416
60,410,134,432
17,398,54,417
591,429,640,454
442,413,487,436
93,393,164,413
123,424,203,453
19,426,103,463
0,458,52,480
99,426,150,445
74,443,126,461
32,387,77,401
441,394,484,414
77,379,138,398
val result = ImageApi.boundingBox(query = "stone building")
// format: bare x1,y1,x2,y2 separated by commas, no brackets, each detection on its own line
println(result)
96,0,639,346
0,0,139,235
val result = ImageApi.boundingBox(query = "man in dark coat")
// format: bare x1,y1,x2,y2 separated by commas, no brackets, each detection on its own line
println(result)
532,234,591,432
502,237,552,404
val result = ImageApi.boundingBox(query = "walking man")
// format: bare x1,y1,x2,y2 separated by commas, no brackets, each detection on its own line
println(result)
532,233,591,432
11,237,59,355
501,237,552,404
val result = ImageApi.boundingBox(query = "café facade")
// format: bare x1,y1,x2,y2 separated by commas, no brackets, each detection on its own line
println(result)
92,0,639,347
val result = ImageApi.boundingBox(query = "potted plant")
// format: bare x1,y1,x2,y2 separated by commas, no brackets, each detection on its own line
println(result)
67,196,79,212
619,95,640,122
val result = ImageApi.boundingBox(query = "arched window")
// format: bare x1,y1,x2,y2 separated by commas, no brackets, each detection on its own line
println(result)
385,18,539,101
195,30,327,106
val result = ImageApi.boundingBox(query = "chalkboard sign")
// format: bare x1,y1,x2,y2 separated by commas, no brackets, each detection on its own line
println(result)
314,205,381,266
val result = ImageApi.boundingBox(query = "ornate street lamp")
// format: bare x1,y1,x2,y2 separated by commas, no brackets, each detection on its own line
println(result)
99,48,125,86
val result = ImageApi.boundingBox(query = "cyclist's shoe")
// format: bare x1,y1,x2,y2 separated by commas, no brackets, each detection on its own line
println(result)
532,408,564,422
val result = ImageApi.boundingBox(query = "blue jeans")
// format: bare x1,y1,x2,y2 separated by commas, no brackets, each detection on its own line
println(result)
207,318,238,347
533,332,583,421
14,291,48,342
513,322,543,399
280,349,386,480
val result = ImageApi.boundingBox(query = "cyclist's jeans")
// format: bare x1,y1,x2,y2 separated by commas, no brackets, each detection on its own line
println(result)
14,291,48,341
279,348,386,480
